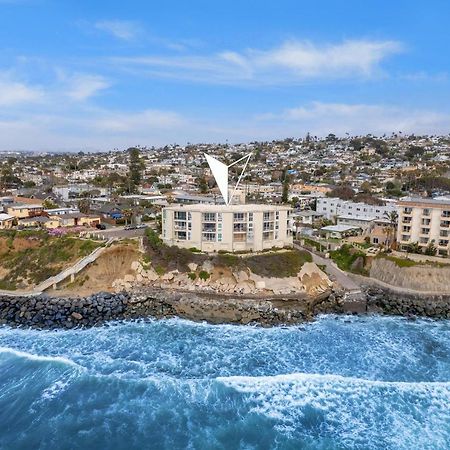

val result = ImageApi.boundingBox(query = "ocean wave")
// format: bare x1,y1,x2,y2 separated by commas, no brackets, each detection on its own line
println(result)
0,346,84,370
217,371,450,390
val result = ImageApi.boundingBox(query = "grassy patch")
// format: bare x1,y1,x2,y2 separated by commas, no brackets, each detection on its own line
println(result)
329,245,367,275
376,254,450,268
246,250,312,278
0,234,101,287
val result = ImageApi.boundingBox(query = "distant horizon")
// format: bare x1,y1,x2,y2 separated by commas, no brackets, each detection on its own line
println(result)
1,0,450,150
1,131,450,154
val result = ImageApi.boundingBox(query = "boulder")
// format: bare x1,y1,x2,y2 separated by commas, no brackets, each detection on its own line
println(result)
131,261,141,271
236,270,249,283
161,272,175,281
201,260,214,272
188,262,198,272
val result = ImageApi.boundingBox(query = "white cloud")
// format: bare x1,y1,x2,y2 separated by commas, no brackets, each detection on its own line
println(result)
89,109,185,133
63,73,111,101
257,102,450,137
0,75,43,106
95,20,142,41
112,39,403,85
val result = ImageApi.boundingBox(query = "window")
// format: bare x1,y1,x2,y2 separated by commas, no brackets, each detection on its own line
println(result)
421,228,430,235
439,239,449,246
233,233,246,242
423,209,431,216
422,218,431,225
203,212,216,222
248,212,253,221
202,232,216,242
174,211,187,220
174,221,186,230
263,231,273,240
403,207,412,214
443,210,450,218
233,223,246,232
233,212,245,222
175,231,187,240
202,223,216,232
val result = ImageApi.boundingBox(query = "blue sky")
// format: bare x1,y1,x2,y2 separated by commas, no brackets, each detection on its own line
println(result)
1,0,450,151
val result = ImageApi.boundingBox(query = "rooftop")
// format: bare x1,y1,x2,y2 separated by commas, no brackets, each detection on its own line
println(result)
321,225,361,232
398,196,450,207
164,203,291,212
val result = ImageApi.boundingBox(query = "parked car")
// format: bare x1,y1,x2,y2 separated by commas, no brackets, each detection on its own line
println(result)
96,223,106,230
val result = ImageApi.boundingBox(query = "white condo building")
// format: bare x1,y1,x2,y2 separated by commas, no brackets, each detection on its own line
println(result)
162,204,292,253
397,197,450,257
316,197,397,222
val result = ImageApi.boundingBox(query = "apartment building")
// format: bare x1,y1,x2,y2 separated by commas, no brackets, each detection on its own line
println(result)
397,197,450,257
316,197,397,222
162,204,292,253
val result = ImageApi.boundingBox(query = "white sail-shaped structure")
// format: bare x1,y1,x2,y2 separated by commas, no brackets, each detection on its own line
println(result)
204,152,252,205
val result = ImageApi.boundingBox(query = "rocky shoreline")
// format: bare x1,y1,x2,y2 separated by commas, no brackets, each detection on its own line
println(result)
1,286,450,329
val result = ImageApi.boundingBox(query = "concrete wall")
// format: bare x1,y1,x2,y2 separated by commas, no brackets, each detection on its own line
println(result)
369,258,450,292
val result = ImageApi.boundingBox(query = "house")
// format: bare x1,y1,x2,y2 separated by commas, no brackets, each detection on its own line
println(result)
52,213,101,228
0,213,14,229
320,225,362,240
7,204,44,219
291,211,324,228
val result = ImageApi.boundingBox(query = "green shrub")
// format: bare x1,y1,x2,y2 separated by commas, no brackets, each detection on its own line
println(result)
329,245,367,274
188,272,196,280
145,228,163,250
155,265,165,276
199,270,210,281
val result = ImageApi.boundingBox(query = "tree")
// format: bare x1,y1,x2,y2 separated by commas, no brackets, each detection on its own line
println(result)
122,208,133,226
42,199,58,209
424,240,437,256
327,186,355,200
78,198,91,214
383,210,398,248
127,147,144,193
360,181,372,195
196,176,208,194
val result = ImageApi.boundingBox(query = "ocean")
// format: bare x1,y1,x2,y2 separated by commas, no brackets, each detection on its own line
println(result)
0,315,449,449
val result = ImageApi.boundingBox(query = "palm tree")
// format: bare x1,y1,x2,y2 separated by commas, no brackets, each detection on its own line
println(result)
122,209,133,226
383,211,398,248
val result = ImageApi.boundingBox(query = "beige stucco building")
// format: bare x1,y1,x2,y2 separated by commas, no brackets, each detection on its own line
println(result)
162,204,292,253
397,197,450,257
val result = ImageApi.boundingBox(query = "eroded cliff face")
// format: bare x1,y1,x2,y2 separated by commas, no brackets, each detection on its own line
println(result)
369,258,450,293
112,260,333,297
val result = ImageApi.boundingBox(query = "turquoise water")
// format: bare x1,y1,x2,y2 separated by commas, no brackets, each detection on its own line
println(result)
0,315,449,450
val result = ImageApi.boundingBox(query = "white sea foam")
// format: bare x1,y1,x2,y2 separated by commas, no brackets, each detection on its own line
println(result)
217,372,450,449
0,346,84,370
